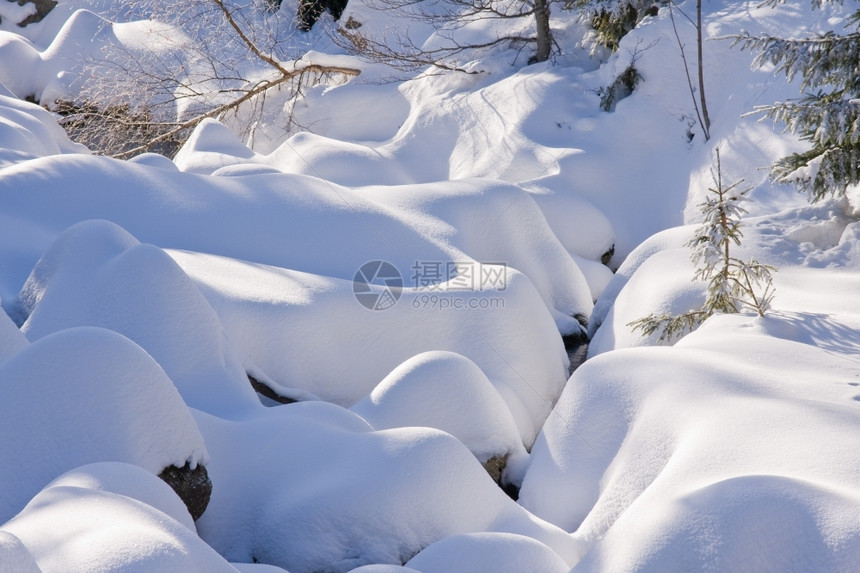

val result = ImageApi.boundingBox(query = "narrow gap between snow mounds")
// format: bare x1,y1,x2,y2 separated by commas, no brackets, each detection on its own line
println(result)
563,333,589,377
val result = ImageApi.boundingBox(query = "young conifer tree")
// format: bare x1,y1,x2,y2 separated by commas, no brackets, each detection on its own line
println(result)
733,0,860,201
629,150,776,342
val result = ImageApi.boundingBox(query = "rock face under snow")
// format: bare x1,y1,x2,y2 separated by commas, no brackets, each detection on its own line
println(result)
158,463,213,522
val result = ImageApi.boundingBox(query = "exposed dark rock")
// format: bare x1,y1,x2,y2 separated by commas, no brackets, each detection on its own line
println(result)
483,455,506,484
248,374,297,405
4,0,57,27
158,462,212,521
297,0,349,31
601,244,615,266
342,15,361,29
482,454,519,500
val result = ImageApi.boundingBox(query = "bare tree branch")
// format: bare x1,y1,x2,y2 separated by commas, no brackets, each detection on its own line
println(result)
112,62,359,159
58,0,360,157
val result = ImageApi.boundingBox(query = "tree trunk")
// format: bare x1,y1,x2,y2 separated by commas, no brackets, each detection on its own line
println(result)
697,0,710,138
532,0,551,63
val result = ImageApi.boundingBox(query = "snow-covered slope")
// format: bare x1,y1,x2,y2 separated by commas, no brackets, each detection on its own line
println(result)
0,0,859,571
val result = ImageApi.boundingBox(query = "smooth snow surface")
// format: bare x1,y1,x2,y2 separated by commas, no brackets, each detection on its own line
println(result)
194,403,583,572
0,307,28,363
170,247,568,446
46,462,197,531
1,0,860,571
0,326,207,524
1,480,240,573
404,532,570,573
16,220,264,417
351,350,527,468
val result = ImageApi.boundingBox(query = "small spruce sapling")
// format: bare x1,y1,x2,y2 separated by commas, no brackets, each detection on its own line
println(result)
629,149,776,342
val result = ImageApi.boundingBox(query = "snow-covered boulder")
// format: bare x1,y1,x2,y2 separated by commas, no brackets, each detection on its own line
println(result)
0,152,592,333
351,351,528,483
0,92,85,160
346,566,419,573
0,531,41,573
404,532,569,573
171,249,569,448
0,326,207,524
16,219,263,417
588,247,701,356
587,225,692,341
45,462,198,531
194,402,583,572
0,467,240,573
520,313,860,569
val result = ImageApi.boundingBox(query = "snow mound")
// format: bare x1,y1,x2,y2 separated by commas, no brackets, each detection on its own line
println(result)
0,93,85,161
588,225,692,340
351,351,527,468
0,151,591,331
171,249,568,447
0,479,239,573
520,313,860,569
173,118,256,175
194,402,583,572
0,531,41,573
231,564,291,573
0,307,27,364
46,462,196,531
404,532,569,573
0,326,207,524
576,474,860,572
521,182,616,264
346,567,419,573
588,247,702,356
17,219,263,417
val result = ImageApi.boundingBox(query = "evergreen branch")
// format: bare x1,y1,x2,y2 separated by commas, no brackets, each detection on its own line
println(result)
628,311,710,343
751,95,860,148
731,28,860,92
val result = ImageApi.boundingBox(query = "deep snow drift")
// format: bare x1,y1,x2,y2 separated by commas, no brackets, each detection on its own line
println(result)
1,0,859,572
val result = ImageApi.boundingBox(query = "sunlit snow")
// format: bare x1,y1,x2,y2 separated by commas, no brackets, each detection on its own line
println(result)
1,0,859,571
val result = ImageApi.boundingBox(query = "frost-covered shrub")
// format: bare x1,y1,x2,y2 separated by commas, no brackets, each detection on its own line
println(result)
571,0,662,52
598,64,642,111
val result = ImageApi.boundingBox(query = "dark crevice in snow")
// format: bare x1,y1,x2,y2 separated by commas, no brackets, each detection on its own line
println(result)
563,332,589,377
248,374,297,405
601,244,616,267
501,480,520,501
